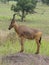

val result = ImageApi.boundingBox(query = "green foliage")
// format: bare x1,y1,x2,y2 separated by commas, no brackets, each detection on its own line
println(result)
11,0,37,21
0,0,15,4
42,0,49,5
0,0,9,4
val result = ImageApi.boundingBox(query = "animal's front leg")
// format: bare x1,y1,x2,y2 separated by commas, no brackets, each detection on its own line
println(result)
20,36,24,53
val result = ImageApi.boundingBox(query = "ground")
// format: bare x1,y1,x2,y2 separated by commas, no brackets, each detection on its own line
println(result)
1,53,49,65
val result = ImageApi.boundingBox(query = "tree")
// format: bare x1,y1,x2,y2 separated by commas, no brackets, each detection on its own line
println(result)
11,0,37,22
0,0,7,4
0,0,15,4
41,0,49,5
0,0,9,4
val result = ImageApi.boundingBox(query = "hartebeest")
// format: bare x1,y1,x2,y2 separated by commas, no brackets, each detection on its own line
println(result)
8,14,42,54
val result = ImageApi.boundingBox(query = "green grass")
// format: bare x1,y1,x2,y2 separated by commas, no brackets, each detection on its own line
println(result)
0,2,49,56
0,39,49,56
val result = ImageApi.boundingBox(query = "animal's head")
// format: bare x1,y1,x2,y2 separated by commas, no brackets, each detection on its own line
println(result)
8,14,16,30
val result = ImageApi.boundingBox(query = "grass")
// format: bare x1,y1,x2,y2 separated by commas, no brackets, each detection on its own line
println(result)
0,2,49,56
0,39,49,56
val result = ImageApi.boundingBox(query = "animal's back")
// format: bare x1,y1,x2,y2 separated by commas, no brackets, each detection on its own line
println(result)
18,25,40,39
18,25,39,33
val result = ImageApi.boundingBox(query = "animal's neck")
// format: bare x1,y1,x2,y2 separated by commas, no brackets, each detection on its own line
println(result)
13,23,19,34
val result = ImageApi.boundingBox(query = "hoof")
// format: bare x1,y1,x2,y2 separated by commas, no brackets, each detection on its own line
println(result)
35,52,39,54
20,50,24,53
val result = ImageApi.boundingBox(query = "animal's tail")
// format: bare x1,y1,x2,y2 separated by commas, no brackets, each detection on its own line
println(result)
39,37,42,44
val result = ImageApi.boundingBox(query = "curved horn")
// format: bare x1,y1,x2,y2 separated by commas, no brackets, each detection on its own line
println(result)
13,13,16,20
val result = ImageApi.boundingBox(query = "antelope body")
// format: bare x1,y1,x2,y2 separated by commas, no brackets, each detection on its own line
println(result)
8,14,42,54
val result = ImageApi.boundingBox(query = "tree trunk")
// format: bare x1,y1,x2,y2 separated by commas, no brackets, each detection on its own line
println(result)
21,10,25,22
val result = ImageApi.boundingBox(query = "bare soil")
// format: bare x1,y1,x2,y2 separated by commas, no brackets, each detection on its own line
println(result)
1,53,49,65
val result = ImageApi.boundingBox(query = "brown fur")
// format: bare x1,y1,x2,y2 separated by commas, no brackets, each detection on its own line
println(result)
8,14,42,54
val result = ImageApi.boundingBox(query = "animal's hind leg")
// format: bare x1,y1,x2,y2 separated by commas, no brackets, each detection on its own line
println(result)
35,39,40,54
39,37,42,44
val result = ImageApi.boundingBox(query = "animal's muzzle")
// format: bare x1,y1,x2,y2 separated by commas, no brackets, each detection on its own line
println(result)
8,27,11,30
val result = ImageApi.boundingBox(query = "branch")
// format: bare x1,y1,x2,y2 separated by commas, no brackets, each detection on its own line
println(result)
16,12,22,17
